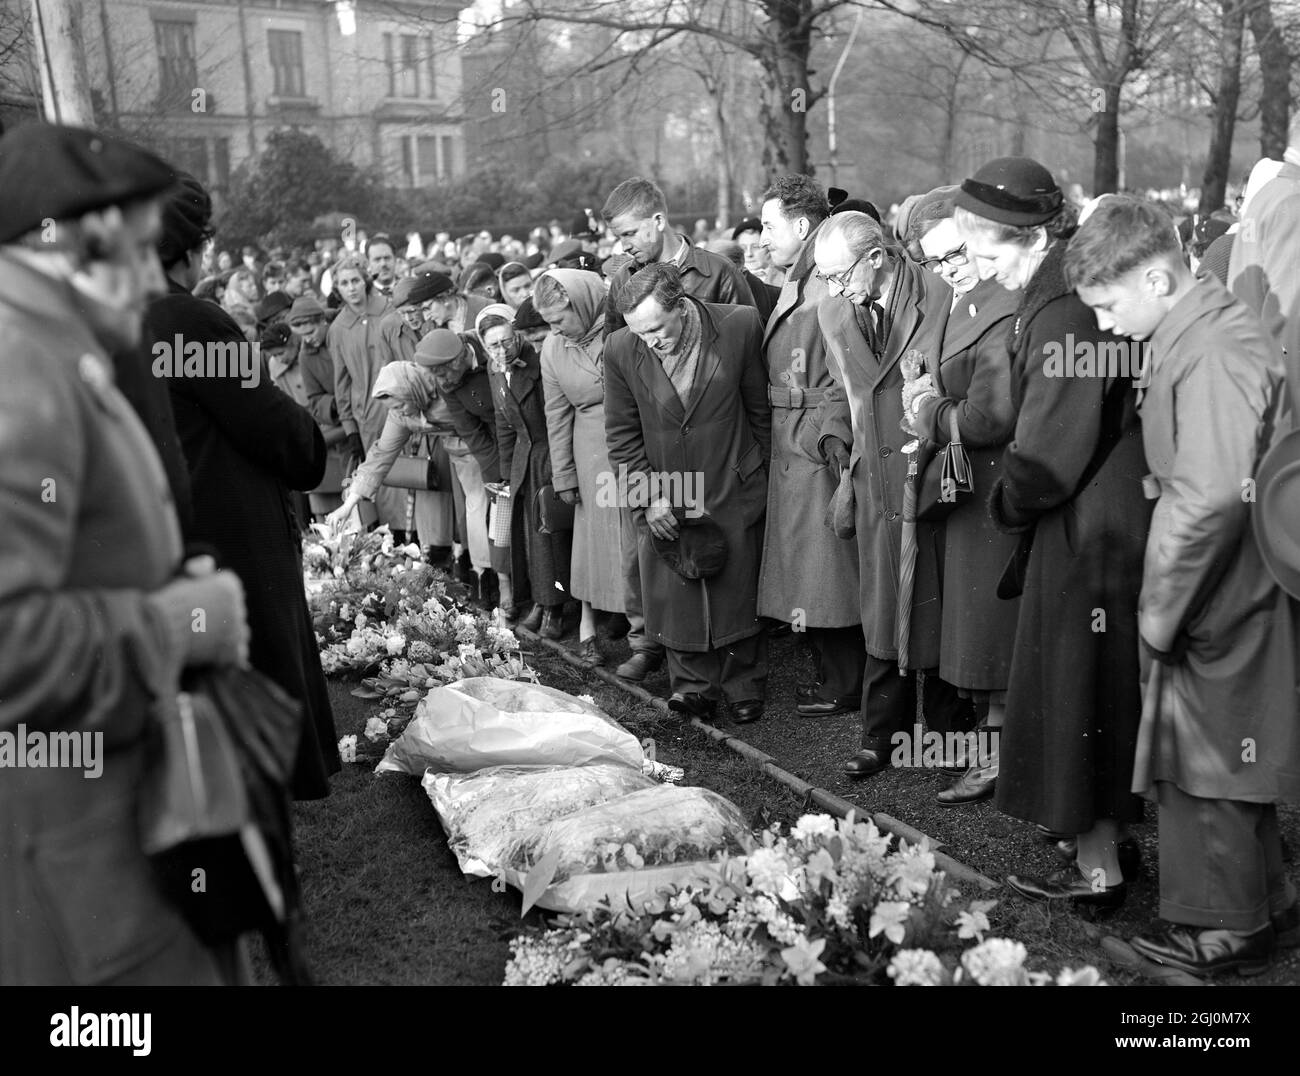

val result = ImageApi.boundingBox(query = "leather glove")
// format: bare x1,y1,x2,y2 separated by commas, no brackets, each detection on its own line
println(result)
344,432,365,461
557,488,581,506
822,436,851,471
147,563,249,669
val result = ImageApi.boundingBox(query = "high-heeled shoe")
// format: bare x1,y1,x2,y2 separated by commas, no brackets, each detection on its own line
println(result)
1005,864,1127,917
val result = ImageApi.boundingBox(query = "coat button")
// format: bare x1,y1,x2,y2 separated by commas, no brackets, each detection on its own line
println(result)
874,387,883,396
879,446,891,457
886,510,898,521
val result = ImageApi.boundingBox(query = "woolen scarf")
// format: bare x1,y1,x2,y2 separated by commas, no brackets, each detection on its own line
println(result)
659,298,703,405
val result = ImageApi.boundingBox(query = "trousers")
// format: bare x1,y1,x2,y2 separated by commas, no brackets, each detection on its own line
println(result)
620,506,664,656
858,655,972,751
666,632,767,704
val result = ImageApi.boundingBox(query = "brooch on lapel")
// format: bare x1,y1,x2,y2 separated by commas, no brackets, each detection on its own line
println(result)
968,303,978,318
78,352,112,397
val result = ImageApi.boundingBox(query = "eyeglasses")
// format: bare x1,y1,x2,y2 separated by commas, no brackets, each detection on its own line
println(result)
920,245,969,271
483,339,514,352
817,254,865,290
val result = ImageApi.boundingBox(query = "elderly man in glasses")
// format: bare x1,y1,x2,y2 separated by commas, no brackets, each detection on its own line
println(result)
810,210,972,780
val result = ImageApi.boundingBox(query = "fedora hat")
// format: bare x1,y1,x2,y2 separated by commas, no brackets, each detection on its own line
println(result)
651,510,728,580
1253,426,1300,599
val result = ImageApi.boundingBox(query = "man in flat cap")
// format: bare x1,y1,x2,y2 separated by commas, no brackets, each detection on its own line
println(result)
0,124,250,985
288,294,349,517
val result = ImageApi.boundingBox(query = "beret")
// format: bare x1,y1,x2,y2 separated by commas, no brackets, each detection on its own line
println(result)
255,291,292,325
512,297,548,332
0,123,175,244
259,321,292,351
730,216,762,239
288,295,326,323
393,272,451,307
414,327,467,367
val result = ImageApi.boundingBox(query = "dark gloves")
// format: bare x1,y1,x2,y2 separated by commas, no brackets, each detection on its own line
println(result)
557,489,581,506
823,436,851,470
344,432,365,461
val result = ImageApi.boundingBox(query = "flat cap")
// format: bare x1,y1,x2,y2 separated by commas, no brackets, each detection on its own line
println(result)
393,272,452,308
414,327,468,367
288,295,326,323
0,123,175,244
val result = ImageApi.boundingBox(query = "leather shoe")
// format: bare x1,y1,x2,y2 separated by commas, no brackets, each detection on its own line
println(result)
795,680,824,700
667,692,716,721
731,699,763,724
518,604,543,633
579,637,605,666
1271,903,1300,949
539,607,563,640
843,749,889,779
1052,837,1142,879
604,614,631,640
796,696,860,718
1005,865,1126,916
615,651,663,682
936,767,996,806
1129,923,1275,978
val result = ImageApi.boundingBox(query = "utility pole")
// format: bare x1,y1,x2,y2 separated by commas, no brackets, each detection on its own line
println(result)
29,0,94,125
826,7,864,188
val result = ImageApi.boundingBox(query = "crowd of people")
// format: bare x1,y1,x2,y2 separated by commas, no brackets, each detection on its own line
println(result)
2,114,1299,986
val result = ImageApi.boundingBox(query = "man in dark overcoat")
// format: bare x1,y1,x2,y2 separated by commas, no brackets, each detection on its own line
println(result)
604,263,771,723
812,212,969,776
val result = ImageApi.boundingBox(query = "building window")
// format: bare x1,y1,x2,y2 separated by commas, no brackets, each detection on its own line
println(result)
268,29,306,98
439,135,454,179
155,19,197,105
395,133,456,186
384,32,435,99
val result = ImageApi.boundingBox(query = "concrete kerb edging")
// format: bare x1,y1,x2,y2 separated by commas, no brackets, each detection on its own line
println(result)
514,625,1000,893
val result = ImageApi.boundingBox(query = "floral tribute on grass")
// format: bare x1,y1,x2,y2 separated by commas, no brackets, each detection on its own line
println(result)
304,524,538,751
504,812,1105,987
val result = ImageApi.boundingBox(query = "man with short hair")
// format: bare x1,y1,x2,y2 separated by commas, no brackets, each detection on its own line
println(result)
601,175,755,336
289,295,348,517
759,175,865,718
604,263,771,722
285,258,314,298
812,211,969,777
1071,196,1300,978
366,233,398,298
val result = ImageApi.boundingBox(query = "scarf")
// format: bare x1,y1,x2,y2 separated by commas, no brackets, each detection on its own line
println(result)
659,298,703,405
538,267,607,368
371,360,433,414
474,302,522,374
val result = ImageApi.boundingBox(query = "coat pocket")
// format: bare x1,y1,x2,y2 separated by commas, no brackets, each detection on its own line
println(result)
734,440,765,482
28,800,184,984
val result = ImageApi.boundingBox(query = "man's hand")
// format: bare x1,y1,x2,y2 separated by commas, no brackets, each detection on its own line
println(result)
645,500,680,541
822,435,851,471
558,488,581,506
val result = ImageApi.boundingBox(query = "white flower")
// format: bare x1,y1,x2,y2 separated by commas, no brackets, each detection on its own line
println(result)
887,846,937,901
745,847,793,895
332,565,345,578
457,642,480,662
339,603,351,620
385,633,406,655
804,847,837,889
956,908,992,943
363,716,389,742
355,613,367,629
868,901,911,945
337,734,358,763
780,936,827,986
887,949,946,986
1056,966,1105,986
791,814,837,842
577,694,595,705
961,938,1028,986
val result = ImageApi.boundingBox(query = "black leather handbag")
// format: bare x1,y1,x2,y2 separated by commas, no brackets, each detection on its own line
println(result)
916,409,973,521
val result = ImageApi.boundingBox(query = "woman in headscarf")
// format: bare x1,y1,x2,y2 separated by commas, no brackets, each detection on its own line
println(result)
221,266,260,342
478,303,573,635
498,261,534,310
535,269,624,664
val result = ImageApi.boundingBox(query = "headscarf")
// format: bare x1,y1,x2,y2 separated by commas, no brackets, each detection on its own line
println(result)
474,303,522,373
372,360,433,414
497,260,531,302
536,267,607,363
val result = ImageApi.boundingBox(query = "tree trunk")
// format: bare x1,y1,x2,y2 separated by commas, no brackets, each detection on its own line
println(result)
1199,0,1245,216
937,53,969,184
1247,0,1291,159
713,75,734,228
1092,82,1122,194
758,0,813,178
29,0,93,125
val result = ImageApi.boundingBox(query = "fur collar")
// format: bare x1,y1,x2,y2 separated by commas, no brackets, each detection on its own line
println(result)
1011,240,1069,344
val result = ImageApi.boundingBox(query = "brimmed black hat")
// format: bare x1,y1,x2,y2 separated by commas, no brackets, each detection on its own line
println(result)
954,156,1064,227
570,209,600,239
828,189,882,225
513,297,548,332
651,511,728,580
0,123,176,244
730,216,762,240
393,272,451,308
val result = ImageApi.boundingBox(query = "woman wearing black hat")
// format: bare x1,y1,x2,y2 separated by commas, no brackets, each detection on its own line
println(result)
953,157,1151,912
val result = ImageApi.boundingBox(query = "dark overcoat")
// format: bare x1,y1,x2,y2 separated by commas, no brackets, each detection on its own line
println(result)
987,242,1152,832
913,278,1022,691
604,299,771,651
757,222,862,627
444,364,501,483
814,257,950,664
0,254,223,984
604,236,756,336
146,284,339,801
491,342,571,608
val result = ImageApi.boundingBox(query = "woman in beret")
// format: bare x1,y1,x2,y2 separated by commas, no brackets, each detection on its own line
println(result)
953,157,1151,912
535,269,625,664
480,304,573,635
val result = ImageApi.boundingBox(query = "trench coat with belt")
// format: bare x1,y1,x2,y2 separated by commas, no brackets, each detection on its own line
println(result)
814,257,950,663
1131,274,1300,804
0,254,223,985
756,223,862,627
604,299,772,652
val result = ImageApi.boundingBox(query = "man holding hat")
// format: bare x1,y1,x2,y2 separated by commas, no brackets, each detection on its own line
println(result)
1069,196,1300,977
0,124,251,984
